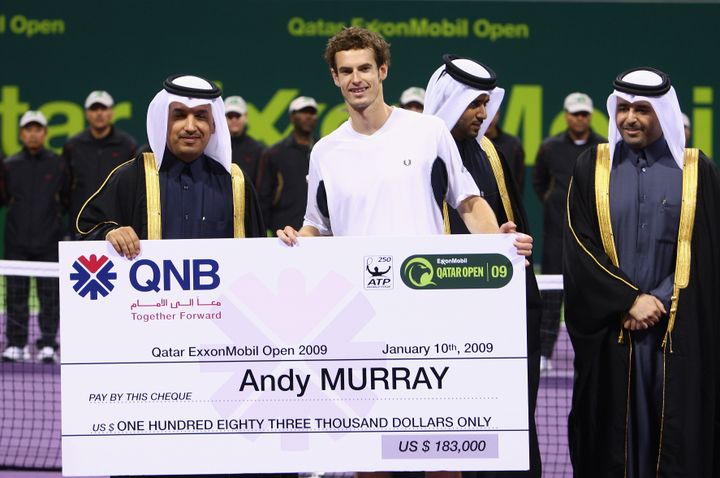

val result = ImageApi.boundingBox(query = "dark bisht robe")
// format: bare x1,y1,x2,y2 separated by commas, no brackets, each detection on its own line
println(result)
563,145,720,477
444,138,542,478
77,152,265,240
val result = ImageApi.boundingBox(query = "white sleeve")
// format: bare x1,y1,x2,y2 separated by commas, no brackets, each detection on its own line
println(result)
302,150,332,235
437,124,480,208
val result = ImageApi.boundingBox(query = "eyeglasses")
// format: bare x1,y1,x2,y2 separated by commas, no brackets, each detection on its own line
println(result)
569,111,590,118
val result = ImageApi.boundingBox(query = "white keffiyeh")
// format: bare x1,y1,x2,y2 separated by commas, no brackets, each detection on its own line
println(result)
424,58,505,140
607,69,685,169
146,75,232,172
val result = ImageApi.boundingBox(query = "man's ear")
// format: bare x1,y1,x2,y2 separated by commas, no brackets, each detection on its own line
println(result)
331,68,340,87
378,63,388,81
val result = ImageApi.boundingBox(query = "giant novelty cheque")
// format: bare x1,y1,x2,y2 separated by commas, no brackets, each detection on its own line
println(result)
60,234,528,475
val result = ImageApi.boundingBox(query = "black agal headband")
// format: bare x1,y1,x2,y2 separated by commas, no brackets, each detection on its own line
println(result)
442,54,497,90
163,74,222,99
613,67,671,96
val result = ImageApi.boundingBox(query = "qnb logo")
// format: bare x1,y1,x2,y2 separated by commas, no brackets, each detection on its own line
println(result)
129,259,220,292
70,254,117,300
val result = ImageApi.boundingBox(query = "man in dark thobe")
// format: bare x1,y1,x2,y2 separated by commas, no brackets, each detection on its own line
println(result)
564,67,720,477
424,55,542,478
78,75,264,256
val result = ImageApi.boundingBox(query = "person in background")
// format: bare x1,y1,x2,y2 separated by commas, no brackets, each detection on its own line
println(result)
225,95,265,184
681,111,691,145
398,86,425,112
63,90,137,234
485,110,525,192
256,96,317,233
1,111,69,363
533,92,605,372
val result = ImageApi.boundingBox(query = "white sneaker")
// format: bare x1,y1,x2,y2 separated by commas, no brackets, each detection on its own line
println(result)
540,356,553,373
2,346,30,362
37,346,58,364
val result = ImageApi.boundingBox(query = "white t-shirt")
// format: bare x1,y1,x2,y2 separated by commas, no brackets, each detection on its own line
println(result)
303,107,479,236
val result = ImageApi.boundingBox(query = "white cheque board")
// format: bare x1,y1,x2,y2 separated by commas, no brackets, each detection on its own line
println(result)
60,234,528,475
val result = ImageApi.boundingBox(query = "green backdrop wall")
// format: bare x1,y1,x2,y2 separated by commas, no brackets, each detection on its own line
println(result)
2,0,718,262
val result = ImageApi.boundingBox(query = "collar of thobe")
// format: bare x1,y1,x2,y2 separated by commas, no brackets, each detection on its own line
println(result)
160,149,208,180
618,136,672,169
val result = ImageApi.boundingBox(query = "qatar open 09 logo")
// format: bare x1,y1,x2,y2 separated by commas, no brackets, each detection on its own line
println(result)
70,254,117,300
400,253,513,289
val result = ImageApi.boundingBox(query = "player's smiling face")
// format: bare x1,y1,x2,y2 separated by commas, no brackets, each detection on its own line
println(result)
332,48,388,112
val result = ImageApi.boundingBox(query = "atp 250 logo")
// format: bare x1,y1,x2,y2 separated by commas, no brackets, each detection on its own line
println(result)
70,254,117,300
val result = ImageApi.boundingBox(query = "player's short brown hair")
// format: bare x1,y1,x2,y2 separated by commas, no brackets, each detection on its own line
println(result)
324,27,391,72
